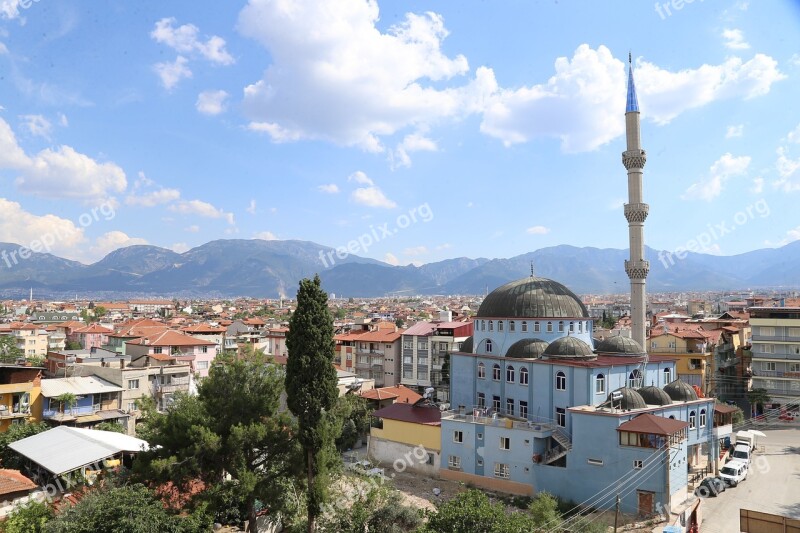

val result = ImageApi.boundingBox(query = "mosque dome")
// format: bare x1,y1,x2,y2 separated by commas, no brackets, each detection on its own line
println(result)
638,386,674,406
663,379,698,402
505,338,549,359
542,336,594,359
459,336,474,354
477,276,589,319
594,336,645,355
607,387,647,410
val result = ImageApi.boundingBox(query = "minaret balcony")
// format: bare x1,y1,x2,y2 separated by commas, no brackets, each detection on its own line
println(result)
624,203,649,223
625,260,650,280
622,149,647,170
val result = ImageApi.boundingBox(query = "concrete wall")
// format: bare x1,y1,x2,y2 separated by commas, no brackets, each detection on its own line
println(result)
472,318,594,358
370,419,440,452
367,436,439,476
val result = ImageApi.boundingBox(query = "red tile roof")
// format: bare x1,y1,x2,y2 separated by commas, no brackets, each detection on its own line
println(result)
74,324,113,334
126,330,216,347
617,413,688,435
372,402,441,426
0,469,37,496
359,385,422,404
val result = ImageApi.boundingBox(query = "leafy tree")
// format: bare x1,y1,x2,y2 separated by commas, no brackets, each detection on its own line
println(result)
0,499,54,533
334,394,372,451
0,335,23,363
94,306,107,319
420,489,534,533
746,388,771,415
135,351,301,531
528,491,561,529
286,275,339,533
318,483,421,532
45,483,210,533
0,422,49,469
54,393,78,414
64,340,82,350
334,308,347,320
26,356,47,367
394,318,404,328
94,421,126,433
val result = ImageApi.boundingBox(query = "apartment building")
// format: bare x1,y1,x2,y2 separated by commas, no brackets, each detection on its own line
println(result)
749,307,800,407
401,317,473,398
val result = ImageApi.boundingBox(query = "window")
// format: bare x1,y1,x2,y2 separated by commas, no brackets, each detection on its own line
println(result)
699,409,706,428
403,340,412,350
578,321,583,333
633,460,643,469
558,321,564,332
440,342,448,352
154,347,163,354
762,361,776,371
651,341,657,349
477,459,483,466
201,346,208,353
488,320,493,331
519,367,529,385
448,456,461,470
492,364,501,381
453,431,463,443
628,370,641,389
595,374,605,394
197,361,209,370
492,395,501,412
789,327,800,338
481,320,485,331
486,340,493,353
509,321,516,332
477,432,483,440
759,326,775,337
587,458,603,466
556,407,566,427
477,393,486,409
546,322,553,333
534,322,541,333
426,453,434,465
521,321,528,332
762,344,775,354
500,437,510,450
127,402,136,412
556,371,566,391
478,362,486,379
569,321,575,332
127,379,140,390
663,367,672,384
506,398,514,416
498,321,503,332
520,401,528,419
494,463,510,479
689,411,696,429
506,366,515,383
417,341,428,351
790,363,800,372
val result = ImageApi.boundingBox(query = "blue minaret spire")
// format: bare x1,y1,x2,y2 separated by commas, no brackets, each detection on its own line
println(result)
626,52,639,113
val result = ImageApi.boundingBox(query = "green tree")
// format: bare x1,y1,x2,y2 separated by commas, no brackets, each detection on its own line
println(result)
45,483,210,533
64,340,82,350
528,491,561,529
94,421,126,433
318,483,421,533
54,393,78,415
334,308,347,320
94,306,107,319
394,318,404,328
0,422,49,470
420,489,534,533
334,394,371,451
286,275,339,533
746,388,771,415
0,335,23,363
0,499,54,533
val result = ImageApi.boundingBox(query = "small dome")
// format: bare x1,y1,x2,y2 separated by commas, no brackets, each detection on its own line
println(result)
542,336,594,359
594,336,644,355
664,379,698,402
505,338,548,359
477,276,588,319
459,336,474,354
607,387,647,410
638,386,673,406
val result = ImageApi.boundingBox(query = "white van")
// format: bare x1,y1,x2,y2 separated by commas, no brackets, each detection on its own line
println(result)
719,459,748,487
730,444,751,465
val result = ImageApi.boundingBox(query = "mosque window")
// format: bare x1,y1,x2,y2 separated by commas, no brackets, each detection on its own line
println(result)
506,366,515,383
558,321,564,332
699,409,706,428
486,340,493,354
663,368,672,385
595,374,605,394
477,392,486,408
519,367,529,385
481,320,486,331
534,322,540,333
689,411,696,429
569,322,574,332
521,321,528,332
509,321,515,332
498,321,503,332
546,322,553,333
478,363,485,379
488,320,493,331
492,364,501,380
578,321,583,333
556,371,566,391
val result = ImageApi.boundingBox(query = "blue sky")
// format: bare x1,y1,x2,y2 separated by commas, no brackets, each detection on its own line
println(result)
0,0,799,266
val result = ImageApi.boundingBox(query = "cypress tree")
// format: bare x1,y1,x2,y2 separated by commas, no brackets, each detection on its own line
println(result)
285,275,339,532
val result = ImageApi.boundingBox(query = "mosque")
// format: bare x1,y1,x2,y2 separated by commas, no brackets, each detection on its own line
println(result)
438,56,717,518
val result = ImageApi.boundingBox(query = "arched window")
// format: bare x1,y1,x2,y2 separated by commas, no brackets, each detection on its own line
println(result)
488,320,493,331
578,321,583,333
628,370,642,388
498,321,504,332
689,411,696,429
699,409,707,428
669,415,676,420
477,392,486,408
509,321,515,332
546,322,553,333
569,322,575,332
519,367,529,385
558,321,564,332
555,371,566,391
481,320,486,331
595,373,605,394
521,321,528,332
663,367,672,385
486,339,493,353
492,364,501,381
477,362,485,379
534,321,541,333
506,366,515,383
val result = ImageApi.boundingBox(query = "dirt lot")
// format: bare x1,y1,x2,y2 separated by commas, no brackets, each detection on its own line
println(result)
388,469,469,511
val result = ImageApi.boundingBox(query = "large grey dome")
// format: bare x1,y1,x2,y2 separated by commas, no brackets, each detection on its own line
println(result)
459,336,474,354
477,276,589,318
542,336,594,359
638,386,673,406
664,380,698,402
607,387,647,410
594,336,644,355
506,338,548,359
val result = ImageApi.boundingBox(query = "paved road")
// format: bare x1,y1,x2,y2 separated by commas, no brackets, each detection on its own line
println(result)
699,428,800,533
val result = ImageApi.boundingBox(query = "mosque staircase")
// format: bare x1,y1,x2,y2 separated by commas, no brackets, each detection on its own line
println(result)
544,429,572,464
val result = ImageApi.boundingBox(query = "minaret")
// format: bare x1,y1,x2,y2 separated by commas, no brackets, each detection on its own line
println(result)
622,53,649,349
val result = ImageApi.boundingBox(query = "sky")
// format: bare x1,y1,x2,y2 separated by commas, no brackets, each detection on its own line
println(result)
0,0,799,267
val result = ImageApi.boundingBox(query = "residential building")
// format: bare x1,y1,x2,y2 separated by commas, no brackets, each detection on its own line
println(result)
40,376,129,431
71,323,113,350
358,384,422,411
180,324,227,353
129,300,174,316
0,365,43,432
3,323,49,358
749,307,800,407
263,327,289,358
0,470,39,518
369,401,441,476
401,318,472,397
125,330,218,378
351,327,403,387
648,325,714,394
29,312,81,324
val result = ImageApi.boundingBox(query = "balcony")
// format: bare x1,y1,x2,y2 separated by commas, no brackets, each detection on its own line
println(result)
357,349,384,356
717,357,740,369
752,369,800,379
0,404,30,419
153,376,191,393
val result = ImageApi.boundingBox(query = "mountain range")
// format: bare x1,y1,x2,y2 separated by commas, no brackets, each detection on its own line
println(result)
1,239,799,299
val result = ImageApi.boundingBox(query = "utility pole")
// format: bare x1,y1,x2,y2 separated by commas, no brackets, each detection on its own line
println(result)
614,494,621,533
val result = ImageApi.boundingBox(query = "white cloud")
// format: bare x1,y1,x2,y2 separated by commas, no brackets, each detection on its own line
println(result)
238,0,484,151
253,231,277,240
351,187,396,209
773,147,800,191
722,28,750,50
765,225,800,247
171,242,190,253
608,198,625,210
170,199,235,225
348,171,373,186
392,132,438,168
404,246,428,256
683,153,751,201
196,90,229,115
154,56,192,90
0,42,7,55
134,171,154,190
151,18,234,65
317,184,340,194
0,198,85,259
790,54,800,68
726,124,744,138
58,113,68,127
436,243,452,250
526,225,551,235
383,252,400,265
245,199,257,214
751,177,764,193
185,225,200,233
787,123,800,144
125,188,181,207
90,231,148,259
0,0,20,20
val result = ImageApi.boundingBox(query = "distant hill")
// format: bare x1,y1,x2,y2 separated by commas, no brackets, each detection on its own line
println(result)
1,239,798,298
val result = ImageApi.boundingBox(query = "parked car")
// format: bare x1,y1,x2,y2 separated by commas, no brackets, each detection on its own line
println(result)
730,444,751,465
719,459,748,487
695,477,725,497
